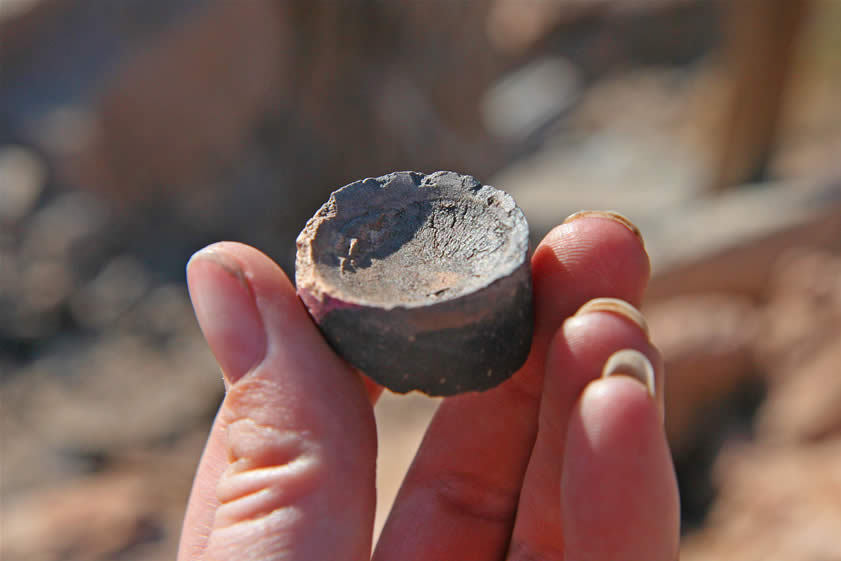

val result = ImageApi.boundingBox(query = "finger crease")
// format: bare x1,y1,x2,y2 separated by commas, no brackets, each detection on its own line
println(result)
431,472,520,525
507,539,564,561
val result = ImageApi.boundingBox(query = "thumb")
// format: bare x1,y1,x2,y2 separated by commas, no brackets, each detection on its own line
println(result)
178,242,377,561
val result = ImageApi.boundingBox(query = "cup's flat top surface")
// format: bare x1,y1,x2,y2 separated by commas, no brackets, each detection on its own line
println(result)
296,171,529,308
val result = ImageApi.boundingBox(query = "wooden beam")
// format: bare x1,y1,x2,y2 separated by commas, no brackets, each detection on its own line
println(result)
709,0,811,192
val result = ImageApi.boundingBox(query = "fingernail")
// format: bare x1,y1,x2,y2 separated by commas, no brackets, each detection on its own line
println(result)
601,349,656,399
187,246,267,385
563,210,644,246
574,297,649,339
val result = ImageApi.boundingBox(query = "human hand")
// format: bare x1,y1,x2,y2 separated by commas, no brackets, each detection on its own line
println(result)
178,211,680,561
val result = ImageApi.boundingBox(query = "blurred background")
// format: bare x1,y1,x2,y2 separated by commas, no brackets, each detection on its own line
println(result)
1,0,840,559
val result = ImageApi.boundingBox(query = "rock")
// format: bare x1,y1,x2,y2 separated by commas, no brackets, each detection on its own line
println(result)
664,245,841,547
0,430,207,561
296,171,533,396
681,439,841,561
116,282,200,338
481,56,581,142
757,247,841,371
646,294,759,452
0,145,46,225
1,472,165,561
19,191,110,261
757,343,841,444
69,255,150,329
754,248,841,443
4,332,221,477
11,258,76,340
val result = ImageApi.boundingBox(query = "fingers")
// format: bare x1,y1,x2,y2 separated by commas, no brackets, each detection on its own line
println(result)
532,212,650,334
177,242,376,561
507,301,676,560
562,359,679,561
374,213,650,561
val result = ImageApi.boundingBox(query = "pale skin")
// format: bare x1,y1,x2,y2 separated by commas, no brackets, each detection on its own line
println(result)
178,213,681,561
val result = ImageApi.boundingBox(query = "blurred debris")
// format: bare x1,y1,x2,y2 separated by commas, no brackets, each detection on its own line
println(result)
755,248,841,444
19,190,110,261
647,294,760,454
4,332,220,469
0,145,46,224
681,439,841,560
0,0,43,20
644,194,841,302
486,0,719,65
1,189,111,343
653,245,841,543
482,56,581,143
0,0,729,275
69,256,150,329
757,342,841,445
3,472,170,561
1,431,207,561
